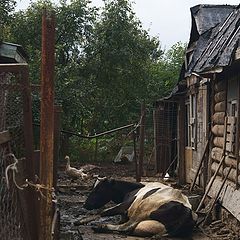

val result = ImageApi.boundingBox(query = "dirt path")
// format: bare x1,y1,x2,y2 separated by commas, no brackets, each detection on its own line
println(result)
57,162,236,240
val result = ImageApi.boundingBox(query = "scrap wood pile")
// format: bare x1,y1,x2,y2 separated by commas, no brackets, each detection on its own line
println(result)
201,220,238,240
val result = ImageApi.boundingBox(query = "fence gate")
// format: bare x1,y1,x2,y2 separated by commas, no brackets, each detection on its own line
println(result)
0,64,37,240
154,100,178,177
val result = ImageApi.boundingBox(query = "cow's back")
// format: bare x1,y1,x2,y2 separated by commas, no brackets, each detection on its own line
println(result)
126,184,196,237
128,186,190,219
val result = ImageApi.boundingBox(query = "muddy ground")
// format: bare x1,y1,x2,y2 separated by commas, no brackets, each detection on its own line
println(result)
57,161,237,240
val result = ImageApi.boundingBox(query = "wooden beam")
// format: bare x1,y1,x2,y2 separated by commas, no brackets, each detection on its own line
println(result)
190,133,212,192
178,98,186,184
236,78,240,189
21,61,39,240
39,9,56,240
0,63,28,73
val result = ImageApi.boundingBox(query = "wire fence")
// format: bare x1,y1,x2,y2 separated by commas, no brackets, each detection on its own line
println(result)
154,100,178,177
0,71,29,240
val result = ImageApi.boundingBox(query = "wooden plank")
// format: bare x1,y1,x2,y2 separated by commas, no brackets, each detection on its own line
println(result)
0,63,28,73
196,154,226,212
227,116,236,125
190,133,212,191
208,177,240,222
227,139,234,153
202,166,232,226
197,117,227,213
227,124,236,133
226,134,235,142
21,58,38,239
39,10,56,240
178,99,186,184
0,130,11,145
235,78,240,189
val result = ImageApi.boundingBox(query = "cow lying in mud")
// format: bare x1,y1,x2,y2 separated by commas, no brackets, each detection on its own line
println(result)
83,177,198,237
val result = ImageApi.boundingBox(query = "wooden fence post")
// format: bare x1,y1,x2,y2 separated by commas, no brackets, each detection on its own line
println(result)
21,65,39,240
39,9,56,240
178,98,186,184
53,105,62,189
133,130,140,182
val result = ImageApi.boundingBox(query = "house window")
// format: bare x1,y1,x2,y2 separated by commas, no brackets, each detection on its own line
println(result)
186,93,197,149
229,100,237,117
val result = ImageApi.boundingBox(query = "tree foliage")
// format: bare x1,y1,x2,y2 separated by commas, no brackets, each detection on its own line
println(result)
2,0,186,136
84,0,162,131
0,0,16,39
148,41,186,100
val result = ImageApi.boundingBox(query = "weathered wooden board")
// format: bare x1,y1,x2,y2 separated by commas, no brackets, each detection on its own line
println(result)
208,176,240,222
227,117,236,125
185,147,193,184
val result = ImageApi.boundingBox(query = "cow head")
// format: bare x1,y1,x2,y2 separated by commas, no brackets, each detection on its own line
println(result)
83,177,115,210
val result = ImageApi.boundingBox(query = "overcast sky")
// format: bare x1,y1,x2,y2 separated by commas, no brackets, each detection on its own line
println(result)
16,0,240,49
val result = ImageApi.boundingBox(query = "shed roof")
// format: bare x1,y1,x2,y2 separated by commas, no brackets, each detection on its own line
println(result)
192,6,240,74
0,42,27,63
189,4,235,45
186,4,240,76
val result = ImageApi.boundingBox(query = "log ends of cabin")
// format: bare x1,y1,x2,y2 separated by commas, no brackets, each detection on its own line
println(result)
211,161,240,184
214,91,226,104
214,101,226,113
212,112,225,125
212,125,224,137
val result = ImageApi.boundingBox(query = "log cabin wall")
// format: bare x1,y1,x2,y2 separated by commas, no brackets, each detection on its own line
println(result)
210,73,240,184
208,67,240,222
211,78,227,174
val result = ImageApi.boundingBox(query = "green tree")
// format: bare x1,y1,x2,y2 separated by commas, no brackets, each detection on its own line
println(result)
0,0,16,39
6,0,184,138
84,0,162,132
148,42,186,100
7,0,97,130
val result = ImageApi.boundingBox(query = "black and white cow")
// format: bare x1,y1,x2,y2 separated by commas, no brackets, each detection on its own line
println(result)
83,177,198,237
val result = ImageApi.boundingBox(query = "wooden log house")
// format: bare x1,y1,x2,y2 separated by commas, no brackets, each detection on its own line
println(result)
154,4,240,226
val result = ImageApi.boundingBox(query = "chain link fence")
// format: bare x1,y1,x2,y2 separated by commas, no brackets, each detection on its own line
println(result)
0,71,30,240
